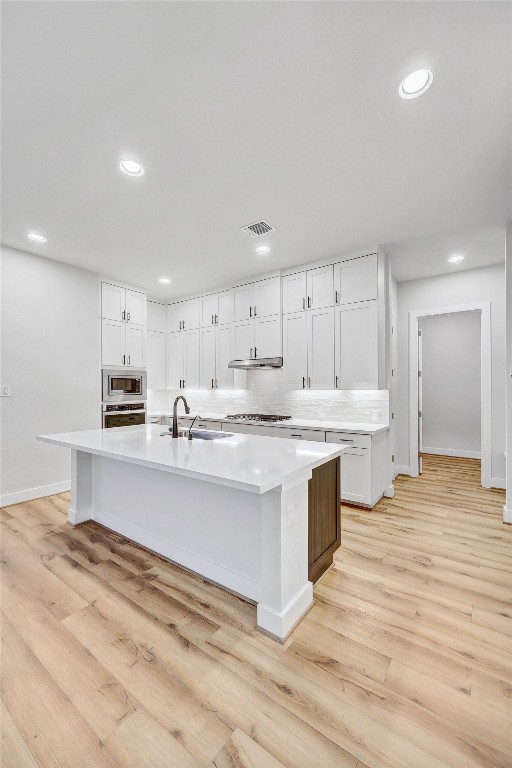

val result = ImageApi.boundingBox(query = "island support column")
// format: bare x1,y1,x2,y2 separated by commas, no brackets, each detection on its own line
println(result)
257,471,314,640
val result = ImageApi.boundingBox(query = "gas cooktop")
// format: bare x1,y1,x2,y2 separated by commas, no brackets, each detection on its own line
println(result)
225,413,292,423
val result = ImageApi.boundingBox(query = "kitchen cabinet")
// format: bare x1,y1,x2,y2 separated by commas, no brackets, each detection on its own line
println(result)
233,316,281,360
282,308,334,389
199,325,233,389
167,298,201,333
167,330,199,390
101,283,147,325
325,430,387,507
147,301,166,333
201,291,233,327
233,276,280,322
226,423,275,437
101,318,145,367
147,330,166,389
335,301,379,389
273,427,325,441
334,253,378,306
282,266,334,314
308,457,340,582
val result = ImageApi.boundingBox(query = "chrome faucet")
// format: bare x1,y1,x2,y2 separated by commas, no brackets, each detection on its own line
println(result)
172,395,190,438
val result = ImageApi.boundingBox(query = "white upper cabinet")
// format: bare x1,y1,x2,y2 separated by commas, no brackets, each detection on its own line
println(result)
183,330,200,388
199,326,217,389
233,277,280,322
307,265,334,310
125,289,146,326
283,312,308,389
101,319,125,367
218,291,234,326
307,307,335,389
147,301,166,333
125,324,145,367
334,254,378,306
254,316,281,358
216,324,234,389
253,277,280,318
167,333,184,389
200,291,234,327
282,271,307,314
167,298,200,332
147,331,166,389
233,319,254,360
335,300,379,388
199,324,234,389
101,283,125,322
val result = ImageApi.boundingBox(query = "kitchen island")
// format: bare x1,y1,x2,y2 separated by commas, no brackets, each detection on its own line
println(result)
37,424,345,640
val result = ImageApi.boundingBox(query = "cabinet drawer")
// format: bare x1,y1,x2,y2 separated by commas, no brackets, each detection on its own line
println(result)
227,423,275,437
274,427,326,442
326,431,371,450
195,419,222,431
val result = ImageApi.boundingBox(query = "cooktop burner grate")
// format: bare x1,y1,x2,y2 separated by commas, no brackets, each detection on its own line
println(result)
226,413,292,423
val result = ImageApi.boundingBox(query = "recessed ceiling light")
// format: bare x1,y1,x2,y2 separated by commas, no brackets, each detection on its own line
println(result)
255,246,270,255
120,159,145,176
448,254,465,264
158,277,171,284
27,232,47,243
398,68,434,99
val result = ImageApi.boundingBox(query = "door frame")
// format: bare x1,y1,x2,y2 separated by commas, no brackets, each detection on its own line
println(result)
408,302,491,488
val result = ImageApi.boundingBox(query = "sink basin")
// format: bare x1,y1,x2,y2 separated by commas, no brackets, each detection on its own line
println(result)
190,429,233,440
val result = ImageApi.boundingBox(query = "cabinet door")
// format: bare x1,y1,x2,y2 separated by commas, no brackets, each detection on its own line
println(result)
254,316,281,358
167,332,184,389
182,298,200,331
217,291,233,326
125,325,145,367
335,254,378,305
216,324,234,389
199,326,217,389
183,330,200,388
233,320,254,360
101,283,125,321
147,301,166,332
307,265,334,310
253,276,280,318
283,312,308,389
339,449,371,505
307,307,335,389
147,331,166,388
101,319,125,366
200,295,218,328
233,284,254,322
282,272,307,314
125,290,146,326
335,301,378,389
167,303,182,333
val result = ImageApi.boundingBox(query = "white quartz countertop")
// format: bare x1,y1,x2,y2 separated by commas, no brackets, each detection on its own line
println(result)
148,412,389,435
37,424,346,494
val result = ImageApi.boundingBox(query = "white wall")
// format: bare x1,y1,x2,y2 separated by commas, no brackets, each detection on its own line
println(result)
397,263,506,486
0,246,100,505
419,312,481,458
506,222,512,519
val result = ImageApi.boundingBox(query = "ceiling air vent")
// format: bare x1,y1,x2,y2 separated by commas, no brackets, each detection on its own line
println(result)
241,220,276,238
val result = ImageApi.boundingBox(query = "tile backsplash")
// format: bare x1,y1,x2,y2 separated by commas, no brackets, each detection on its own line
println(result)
148,369,388,424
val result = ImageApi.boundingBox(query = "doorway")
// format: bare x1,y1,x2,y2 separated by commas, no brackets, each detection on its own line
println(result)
408,302,491,487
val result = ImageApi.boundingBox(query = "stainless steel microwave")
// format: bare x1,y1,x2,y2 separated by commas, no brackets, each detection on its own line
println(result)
102,368,147,403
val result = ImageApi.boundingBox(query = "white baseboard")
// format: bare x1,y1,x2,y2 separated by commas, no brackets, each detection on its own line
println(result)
396,465,411,476
0,480,71,508
503,506,512,524
422,447,481,460
491,477,506,490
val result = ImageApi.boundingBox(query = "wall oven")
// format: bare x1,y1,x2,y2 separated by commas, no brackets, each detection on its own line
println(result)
102,368,147,404
102,402,146,429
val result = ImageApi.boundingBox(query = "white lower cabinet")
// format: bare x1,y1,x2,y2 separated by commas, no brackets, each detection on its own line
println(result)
147,331,166,389
273,427,325,442
326,430,387,506
226,423,275,437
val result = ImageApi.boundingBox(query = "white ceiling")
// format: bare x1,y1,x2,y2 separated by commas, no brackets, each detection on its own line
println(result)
2,1,511,299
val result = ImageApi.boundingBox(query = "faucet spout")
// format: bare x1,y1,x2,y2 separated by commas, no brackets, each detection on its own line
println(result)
172,395,190,438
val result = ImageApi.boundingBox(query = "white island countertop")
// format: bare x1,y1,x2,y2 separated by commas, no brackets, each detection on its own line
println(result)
38,424,345,494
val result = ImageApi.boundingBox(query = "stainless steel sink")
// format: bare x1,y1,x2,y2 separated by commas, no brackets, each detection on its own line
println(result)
160,429,233,440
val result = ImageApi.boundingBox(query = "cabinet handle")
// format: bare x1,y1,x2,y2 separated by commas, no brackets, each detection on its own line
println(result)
183,379,186,388
249,306,252,318
307,296,311,308
211,378,214,389
215,314,218,325
291,434,303,439
254,347,257,358
182,320,185,330
253,306,257,317
123,354,126,365
215,379,218,388
212,314,214,325
127,311,131,321
302,297,306,310
250,348,253,359
302,376,305,389
308,376,311,388
335,375,339,388
122,310,126,321
127,355,131,365
335,290,339,304
179,321,182,331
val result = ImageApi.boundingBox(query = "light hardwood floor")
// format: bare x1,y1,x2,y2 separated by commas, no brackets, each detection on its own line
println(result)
1,455,510,768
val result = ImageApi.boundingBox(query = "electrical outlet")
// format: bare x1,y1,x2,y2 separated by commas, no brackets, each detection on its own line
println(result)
287,504,295,527
0,385,11,397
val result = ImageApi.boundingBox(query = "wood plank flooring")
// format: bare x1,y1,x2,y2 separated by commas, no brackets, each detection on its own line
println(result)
1,455,510,767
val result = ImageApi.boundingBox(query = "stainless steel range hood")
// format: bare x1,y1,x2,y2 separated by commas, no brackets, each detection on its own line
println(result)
228,356,283,370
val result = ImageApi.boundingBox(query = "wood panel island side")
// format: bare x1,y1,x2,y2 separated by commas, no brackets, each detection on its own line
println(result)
37,425,345,640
